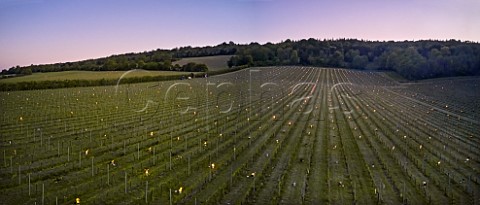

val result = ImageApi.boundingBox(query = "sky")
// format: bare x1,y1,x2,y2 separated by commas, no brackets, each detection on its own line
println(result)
1,0,479,70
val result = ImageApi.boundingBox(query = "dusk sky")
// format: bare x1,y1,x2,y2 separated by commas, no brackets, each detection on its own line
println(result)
1,0,479,70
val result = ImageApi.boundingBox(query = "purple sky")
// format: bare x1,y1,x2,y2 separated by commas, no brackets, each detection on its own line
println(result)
1,0,479,70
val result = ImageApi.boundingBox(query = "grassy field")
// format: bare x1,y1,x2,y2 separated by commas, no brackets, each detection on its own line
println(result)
0,70,195,83
173,55,232,71
0,67,478,204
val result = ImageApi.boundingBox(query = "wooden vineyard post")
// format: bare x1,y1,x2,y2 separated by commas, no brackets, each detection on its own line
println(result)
28,173,31,196
145,180,148,204
125,171,127,193
447,172,451,197
42,183,45,205
107,163,110,185
40,129,43,147
18,165,21,185
91,157,94,176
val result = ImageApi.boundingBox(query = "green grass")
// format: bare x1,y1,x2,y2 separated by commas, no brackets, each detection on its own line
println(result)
0,70,195,83
173,55,233,71
0,67,478,204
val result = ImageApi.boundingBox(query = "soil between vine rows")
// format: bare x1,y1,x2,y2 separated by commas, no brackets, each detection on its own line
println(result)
0,66,479,204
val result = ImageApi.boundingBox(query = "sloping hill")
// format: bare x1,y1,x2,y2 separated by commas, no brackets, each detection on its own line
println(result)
0,70,194,83
173,55,232,71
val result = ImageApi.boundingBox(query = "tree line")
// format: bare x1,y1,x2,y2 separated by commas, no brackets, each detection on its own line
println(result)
2,39,479,81
228,39,480,80
0,43,238,75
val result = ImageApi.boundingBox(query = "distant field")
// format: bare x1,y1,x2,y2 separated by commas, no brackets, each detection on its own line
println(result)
0,70,195,83
0,55,232,84
174,55,233,71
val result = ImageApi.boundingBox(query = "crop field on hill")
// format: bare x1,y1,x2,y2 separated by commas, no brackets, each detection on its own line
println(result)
0,70,196,84
0,67,478,204
173,55,233,71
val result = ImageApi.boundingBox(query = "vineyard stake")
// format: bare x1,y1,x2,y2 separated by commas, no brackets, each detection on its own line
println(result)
28,173,31,196
40,129,43,147
18,165,21,185
125,171,127,193
447,172,451,197
42,183,44,205
145,180,148,203
107,163,110,185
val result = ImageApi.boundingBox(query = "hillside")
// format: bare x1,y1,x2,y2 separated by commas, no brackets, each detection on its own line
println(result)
1,67,478,204
2,39,480,81
173,55,232,71
0,70,196,83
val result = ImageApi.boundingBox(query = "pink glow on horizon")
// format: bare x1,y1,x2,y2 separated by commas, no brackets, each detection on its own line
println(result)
0,0,479,69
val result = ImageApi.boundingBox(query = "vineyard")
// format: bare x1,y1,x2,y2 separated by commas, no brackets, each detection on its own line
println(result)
0,66,479,204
